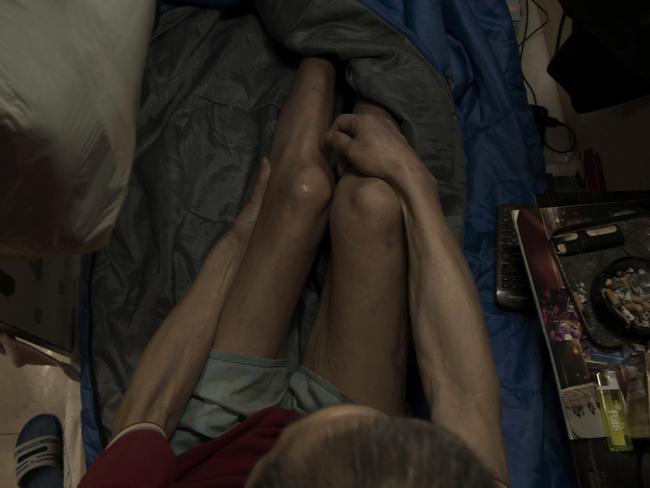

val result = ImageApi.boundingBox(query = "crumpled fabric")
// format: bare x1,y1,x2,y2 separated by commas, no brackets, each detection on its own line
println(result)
0,0,154,256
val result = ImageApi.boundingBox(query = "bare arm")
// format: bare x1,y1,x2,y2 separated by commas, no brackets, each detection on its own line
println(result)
325,114,509,486
112,159,270,438
111,235,243,437
395,170,509,487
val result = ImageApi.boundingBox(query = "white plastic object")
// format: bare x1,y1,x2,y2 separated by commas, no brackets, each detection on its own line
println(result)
0,1,155,255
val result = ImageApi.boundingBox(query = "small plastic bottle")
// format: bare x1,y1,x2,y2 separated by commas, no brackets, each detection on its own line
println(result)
596,370,634,452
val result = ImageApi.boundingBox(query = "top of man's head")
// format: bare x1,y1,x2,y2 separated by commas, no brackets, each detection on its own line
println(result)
249,414,495,488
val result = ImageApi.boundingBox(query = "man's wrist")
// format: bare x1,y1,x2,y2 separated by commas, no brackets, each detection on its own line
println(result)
492,476,510,488
389,162,438,201
203,232,245,280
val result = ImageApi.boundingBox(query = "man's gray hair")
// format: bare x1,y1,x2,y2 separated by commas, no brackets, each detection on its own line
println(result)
251,415,495,488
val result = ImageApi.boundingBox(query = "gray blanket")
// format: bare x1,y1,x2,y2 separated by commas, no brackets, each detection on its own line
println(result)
91,0,464,439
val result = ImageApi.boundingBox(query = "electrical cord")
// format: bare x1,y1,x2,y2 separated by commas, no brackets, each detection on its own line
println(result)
519,3,538,104
555,11,567,56
519,0,577,153
543,117,577,153
519,0,549,107
518,0,549,52
522,74,539,106
518,0,531,60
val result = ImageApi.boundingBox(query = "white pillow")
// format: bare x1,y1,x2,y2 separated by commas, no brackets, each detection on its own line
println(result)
0,1,155,256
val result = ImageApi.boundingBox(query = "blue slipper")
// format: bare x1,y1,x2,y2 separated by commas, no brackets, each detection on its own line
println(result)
14,414,64,488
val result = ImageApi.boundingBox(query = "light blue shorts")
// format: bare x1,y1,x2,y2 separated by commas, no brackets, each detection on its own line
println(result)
171,349,349,453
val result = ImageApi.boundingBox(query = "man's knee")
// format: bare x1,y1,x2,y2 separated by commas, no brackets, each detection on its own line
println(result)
272,164,334,217
331,176,403,242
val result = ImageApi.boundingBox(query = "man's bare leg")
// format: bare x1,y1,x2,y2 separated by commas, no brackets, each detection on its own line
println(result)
113,57,336,435
212,57,336,359
303,100,409,416
322,102,510,484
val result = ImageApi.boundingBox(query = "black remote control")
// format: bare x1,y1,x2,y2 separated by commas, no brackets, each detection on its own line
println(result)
496,205,532,311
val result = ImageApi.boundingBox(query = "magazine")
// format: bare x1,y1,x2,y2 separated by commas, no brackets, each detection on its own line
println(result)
513,198,650,441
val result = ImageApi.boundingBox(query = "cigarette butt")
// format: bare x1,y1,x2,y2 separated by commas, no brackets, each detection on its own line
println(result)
606,289,620,306
624,303,644,313
573,292,584,312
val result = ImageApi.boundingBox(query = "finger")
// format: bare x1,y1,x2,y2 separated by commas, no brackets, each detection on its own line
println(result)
331,113,360,136
236,158,271,224
336,155,350,178
324,130,353,156
249,157,271,205
231,158,272,240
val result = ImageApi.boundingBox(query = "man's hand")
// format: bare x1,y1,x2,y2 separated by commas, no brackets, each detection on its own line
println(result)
325,114,427,185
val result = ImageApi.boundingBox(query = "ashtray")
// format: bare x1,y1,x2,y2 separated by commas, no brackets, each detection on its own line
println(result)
590,257,650,339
